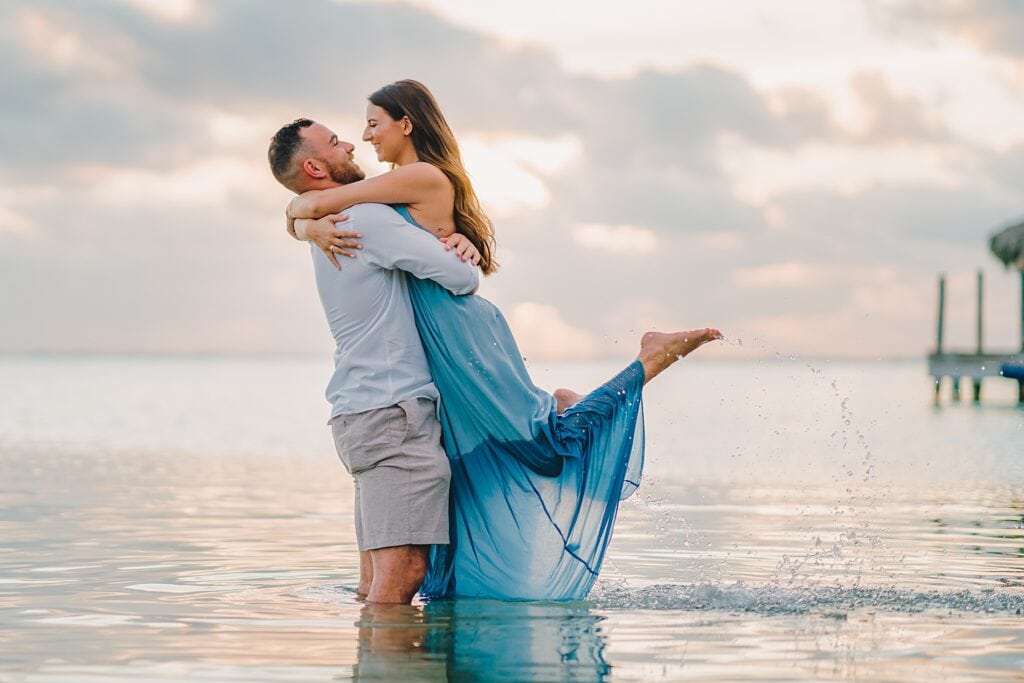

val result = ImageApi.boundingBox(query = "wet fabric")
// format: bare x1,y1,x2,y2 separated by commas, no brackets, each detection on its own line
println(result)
393,205,646,601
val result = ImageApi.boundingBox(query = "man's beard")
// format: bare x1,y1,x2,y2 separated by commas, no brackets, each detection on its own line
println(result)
327,159,365,185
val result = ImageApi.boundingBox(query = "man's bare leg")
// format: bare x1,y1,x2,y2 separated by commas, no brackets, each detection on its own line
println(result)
637,328,722,383
356,550,373,599
357,602,427,654
366,544,429,604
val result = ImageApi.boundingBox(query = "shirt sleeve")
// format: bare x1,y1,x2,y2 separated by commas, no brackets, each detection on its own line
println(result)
348,204,480,295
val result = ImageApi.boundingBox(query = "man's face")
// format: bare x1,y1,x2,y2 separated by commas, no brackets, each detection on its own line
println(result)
301,122,365,185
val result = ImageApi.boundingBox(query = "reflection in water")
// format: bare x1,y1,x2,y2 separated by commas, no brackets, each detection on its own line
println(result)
3,358,1024,679
351,603,445,680
350,600,609,682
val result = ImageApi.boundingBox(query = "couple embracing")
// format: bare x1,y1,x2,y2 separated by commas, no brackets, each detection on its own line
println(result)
268,80,721,604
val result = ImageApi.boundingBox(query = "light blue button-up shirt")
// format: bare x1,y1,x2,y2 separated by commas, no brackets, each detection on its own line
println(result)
311,203,479,420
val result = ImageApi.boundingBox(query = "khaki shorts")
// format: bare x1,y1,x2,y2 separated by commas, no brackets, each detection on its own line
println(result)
330,397,450,551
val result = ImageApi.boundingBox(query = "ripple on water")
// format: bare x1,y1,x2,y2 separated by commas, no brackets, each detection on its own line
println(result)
590,582,1024,616
3,359,1024,680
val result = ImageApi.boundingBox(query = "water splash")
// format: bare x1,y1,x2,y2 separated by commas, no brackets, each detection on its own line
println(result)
712,336,896,587
591,582,1024,616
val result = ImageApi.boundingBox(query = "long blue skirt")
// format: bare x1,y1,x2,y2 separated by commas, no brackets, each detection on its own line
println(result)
406,276,645,601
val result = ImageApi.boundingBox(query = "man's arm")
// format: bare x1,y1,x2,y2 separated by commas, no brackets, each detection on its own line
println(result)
354,204,479,295
293,215,362,269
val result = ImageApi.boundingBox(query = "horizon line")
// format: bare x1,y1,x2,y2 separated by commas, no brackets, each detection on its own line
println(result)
0,350,951,363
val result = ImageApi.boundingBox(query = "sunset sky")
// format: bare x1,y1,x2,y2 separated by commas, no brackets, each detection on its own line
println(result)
3,0,1024,358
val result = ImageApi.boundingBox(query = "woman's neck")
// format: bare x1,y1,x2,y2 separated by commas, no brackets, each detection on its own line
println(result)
394,147,419,167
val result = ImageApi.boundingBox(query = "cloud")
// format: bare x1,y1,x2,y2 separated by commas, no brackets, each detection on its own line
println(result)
984,141,1024,192
871,0,1024,60
1,0,1021,358
0,189,39,235
507,302,600,360
82,157,265,207
571,223,658,254
734,261,899,289
458,137,555,218
848,71,951,144
0,208,33,235
771,181,1019,254
735,261,833,288
117,0,197,22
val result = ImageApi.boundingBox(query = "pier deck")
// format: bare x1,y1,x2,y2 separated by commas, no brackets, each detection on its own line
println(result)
928,352,1024,403
929,269,1023,405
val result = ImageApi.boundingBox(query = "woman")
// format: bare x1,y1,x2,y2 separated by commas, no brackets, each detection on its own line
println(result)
288,80,720,600
287,80,490,275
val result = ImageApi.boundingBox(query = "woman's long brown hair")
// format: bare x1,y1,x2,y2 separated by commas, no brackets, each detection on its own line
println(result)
369,80,498,274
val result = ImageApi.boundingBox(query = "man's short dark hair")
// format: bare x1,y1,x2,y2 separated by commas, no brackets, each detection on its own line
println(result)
268,118,315,190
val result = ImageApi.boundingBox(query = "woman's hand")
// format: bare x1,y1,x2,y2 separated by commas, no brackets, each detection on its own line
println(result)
440,233,481,266
286,192,324,240
295,214,362,269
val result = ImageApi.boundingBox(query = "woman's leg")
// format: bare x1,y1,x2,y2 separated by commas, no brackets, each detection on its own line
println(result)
554,388,584,415
636,328,722,383
554,328,722,413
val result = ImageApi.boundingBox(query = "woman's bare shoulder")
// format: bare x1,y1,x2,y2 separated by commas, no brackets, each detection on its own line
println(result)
402,161,449,185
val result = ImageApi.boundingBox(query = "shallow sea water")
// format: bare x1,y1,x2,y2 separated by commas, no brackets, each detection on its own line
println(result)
1,355,1022,681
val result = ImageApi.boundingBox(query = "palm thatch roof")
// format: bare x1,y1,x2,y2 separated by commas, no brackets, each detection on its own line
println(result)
990,220,1024,270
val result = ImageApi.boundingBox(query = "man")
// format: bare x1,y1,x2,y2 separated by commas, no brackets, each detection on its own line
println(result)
267,119,478,604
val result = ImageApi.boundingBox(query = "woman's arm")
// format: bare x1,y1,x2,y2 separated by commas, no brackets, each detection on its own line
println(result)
287,162,448,220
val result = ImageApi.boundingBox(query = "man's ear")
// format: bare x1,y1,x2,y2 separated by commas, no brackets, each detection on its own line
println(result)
401,116,413,137
302,158,327,179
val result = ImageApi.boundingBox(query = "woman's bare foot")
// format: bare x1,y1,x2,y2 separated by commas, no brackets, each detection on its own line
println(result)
637,328,723,383
554,388,583,415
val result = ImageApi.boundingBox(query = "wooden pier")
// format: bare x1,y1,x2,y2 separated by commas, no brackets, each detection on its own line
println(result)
927,270,1024,405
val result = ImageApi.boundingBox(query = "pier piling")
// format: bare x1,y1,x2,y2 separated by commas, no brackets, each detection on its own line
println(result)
976,270,984,354
927,271,1022,406
1020,271,1024,354
975,271,984,403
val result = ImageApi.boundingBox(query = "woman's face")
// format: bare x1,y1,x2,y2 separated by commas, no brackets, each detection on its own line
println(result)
363,103,411,163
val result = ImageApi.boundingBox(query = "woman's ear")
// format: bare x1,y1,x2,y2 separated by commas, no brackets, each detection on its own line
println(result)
401,116,413,136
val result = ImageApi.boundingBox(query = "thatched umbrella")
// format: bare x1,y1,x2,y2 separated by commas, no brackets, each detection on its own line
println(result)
990,220,1024,270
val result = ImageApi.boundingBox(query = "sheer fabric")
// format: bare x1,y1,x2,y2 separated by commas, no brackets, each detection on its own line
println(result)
394,205,645,600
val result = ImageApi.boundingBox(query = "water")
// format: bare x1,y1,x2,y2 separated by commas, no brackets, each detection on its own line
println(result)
1,355,1022,681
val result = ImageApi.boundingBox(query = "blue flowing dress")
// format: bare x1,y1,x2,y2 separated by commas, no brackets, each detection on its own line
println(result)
394,206,646,601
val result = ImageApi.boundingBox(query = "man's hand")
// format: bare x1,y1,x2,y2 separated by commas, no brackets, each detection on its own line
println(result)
439,233,481,266
294,214,361,270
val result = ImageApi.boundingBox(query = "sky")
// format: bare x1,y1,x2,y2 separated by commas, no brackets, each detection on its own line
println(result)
2,0,1024,359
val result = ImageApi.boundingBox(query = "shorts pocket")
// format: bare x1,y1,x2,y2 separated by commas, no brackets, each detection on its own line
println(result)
336,404,407,473
393,400,413,445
